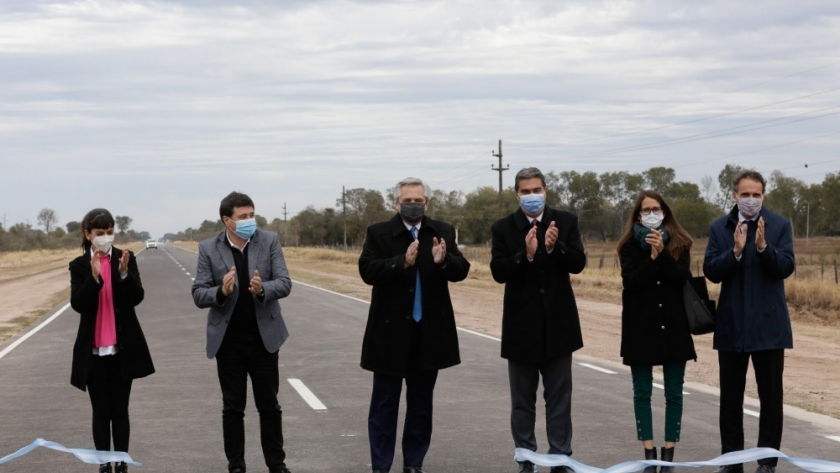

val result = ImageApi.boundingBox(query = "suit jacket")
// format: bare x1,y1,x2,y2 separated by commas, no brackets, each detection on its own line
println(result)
490,206,586,363
69,247,155,391
703,206,794,352
192,229,292,359
619,240,696,366
359,214,470,376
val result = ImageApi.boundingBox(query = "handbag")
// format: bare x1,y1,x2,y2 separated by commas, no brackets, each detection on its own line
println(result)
683,276,716,335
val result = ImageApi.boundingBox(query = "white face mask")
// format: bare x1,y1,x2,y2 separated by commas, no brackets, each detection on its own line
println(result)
737,197,763,218
640,212,664,229
92,234,114,253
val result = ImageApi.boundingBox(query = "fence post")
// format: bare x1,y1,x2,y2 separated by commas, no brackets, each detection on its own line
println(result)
835,259,838,284
599,253,604,269
821,262,824,280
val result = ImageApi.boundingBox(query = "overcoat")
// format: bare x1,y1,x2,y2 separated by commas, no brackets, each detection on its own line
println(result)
359,214,470,376
703,206,795,352
490,206,586,363
619,239,697,366
69,248,155,391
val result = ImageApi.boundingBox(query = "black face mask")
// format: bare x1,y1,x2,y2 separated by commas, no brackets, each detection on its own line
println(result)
400,203,425,224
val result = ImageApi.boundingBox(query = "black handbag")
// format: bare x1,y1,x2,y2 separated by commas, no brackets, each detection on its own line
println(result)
683,276,716,335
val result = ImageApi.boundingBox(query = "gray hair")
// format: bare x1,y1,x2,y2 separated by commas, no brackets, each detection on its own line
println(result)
393,177,431,202
514,167,546,191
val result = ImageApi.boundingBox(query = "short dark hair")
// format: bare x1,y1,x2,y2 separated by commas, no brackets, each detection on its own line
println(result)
514,167,546,192
732,170,766,193
80,208,115,251
219,191,255,220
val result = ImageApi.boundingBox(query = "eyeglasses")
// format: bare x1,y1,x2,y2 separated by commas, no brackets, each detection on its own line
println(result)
640,207,663,216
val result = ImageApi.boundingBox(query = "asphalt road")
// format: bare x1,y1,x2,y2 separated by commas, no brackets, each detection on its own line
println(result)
0,244,838,472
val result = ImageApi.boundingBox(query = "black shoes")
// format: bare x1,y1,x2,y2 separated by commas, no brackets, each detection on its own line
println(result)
643,448,657,473
713,465,744,473
550,467,575,473
517,461,536,472
403,468,425,473
98,464,112,473
659,447,674,473
755,465,775,473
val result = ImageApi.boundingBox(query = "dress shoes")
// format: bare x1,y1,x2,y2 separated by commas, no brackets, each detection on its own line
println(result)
98,464,112,473
372,470,389,473
755,465,775,473
712,464,744,473
550,467,574,473
403,468,425,473
518,461,536,472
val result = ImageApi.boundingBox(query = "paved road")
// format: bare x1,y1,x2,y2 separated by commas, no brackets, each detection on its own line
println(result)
1,244,838,472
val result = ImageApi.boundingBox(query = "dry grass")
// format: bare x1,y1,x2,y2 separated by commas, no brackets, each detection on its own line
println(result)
0,242,146,281
0,287,71,345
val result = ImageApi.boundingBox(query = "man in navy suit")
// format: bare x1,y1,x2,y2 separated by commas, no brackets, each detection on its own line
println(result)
359,177,470,473
192,191,292,473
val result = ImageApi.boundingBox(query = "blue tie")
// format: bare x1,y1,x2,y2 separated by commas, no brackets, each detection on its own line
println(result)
411,226,422,322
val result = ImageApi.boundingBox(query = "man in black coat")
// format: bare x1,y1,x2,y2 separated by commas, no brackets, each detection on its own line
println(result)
359,177,470,473
490,167,586,473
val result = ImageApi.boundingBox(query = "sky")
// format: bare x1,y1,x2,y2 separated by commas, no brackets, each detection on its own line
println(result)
1,0,837,238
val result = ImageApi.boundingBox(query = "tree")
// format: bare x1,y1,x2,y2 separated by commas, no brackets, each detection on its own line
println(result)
37,208,59,240
115,216,133,235
700,175,717,202
66,221,81,233
715,164,745,211
643,167,676,193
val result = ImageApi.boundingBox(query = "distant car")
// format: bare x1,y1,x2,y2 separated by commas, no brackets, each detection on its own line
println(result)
145,239,158,249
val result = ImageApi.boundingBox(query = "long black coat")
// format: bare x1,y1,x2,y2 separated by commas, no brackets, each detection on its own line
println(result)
69,248,155,391
490,207,586,363
359,214,470,376
619,240,697,366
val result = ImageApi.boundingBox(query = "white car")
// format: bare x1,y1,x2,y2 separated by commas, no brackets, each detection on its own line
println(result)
145,239,158,249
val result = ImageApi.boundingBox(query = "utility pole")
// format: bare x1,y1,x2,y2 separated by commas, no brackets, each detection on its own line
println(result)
282,202,288,243
806,201,810,247
342,186,347,251
491,139,509,218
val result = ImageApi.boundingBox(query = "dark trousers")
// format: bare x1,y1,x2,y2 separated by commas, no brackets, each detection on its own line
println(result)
87,353,133,453
216,339,285,472
508,354,573,455
631,361,686,442
368,370,439,470
719,349,785,467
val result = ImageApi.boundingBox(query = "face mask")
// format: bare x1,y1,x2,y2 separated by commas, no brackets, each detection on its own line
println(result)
737,197,763,218
640,212,664,229
231,218,257,240
91,234,114,253
519,193,545,215
399,203,425,224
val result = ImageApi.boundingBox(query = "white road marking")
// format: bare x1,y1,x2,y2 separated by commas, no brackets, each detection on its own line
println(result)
292,280,370,304
578,363,617,375
185,272,190,276
827,435,840,443
191,278,195,281
0,304,71,360
744,408,760,418
652,382,690,395
287,378,327,410
457,327,501,341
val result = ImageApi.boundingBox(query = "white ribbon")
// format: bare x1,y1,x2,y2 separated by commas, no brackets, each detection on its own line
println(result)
0,438,141,466
514,447,840,473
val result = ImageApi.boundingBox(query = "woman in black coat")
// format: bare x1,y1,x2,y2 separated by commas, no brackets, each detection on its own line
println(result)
617,191,696,473
69,209,154,473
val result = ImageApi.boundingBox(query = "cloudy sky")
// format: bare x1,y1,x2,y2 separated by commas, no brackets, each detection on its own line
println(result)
1,0,837,238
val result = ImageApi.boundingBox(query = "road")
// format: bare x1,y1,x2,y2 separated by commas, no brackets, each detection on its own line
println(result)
0,244,838,472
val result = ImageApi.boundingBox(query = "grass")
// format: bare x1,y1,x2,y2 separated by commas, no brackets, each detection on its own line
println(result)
0,287,71,345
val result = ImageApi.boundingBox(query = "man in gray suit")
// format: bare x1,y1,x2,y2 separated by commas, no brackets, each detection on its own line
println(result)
192,191,292,473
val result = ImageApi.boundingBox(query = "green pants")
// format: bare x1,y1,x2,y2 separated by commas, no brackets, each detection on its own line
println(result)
631,361,686,442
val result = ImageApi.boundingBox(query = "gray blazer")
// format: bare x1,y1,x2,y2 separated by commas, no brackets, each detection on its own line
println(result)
192,229,292,359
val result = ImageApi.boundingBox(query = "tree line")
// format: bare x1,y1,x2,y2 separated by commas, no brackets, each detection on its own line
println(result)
165,164,831,247
0,211,150,252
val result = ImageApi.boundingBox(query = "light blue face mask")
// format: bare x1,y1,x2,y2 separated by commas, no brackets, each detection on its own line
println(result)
519,193,545,215
233,218,257,239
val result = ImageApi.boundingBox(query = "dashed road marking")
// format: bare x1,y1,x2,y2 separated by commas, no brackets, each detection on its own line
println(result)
578,363,617,375
744,408,760,418
287,378,327,410
827,435,840,443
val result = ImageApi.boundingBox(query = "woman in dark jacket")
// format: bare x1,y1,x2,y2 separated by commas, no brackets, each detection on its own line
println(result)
69,209,154,473
617,191,696,473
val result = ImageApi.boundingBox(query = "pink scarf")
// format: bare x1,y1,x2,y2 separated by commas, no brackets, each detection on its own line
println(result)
93,254,117,348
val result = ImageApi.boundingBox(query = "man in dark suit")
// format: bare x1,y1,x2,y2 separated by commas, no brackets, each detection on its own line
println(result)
704,170,795,473
490,167,586,473
192,191,292,473
359,177,470,473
